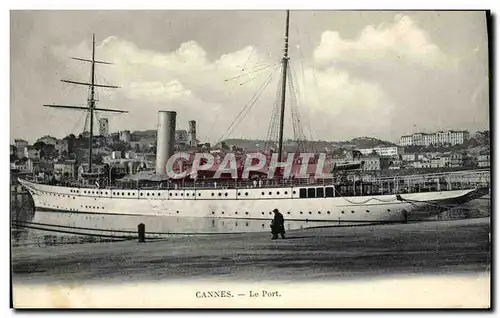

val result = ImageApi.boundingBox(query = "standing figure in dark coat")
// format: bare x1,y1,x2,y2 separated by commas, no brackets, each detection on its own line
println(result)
270,208,285,239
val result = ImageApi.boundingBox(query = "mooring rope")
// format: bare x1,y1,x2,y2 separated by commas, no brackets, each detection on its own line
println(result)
12,219,258,237
334,188,398,205
395,195,480,211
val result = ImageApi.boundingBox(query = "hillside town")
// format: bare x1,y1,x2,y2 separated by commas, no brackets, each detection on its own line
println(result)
10,117,491,184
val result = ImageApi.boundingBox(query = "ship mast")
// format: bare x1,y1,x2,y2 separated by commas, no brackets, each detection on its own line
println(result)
88,34,97,173
277,10,290,162
44,33,128,173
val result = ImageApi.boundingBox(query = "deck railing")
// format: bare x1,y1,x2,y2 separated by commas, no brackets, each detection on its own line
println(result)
21,168,490,195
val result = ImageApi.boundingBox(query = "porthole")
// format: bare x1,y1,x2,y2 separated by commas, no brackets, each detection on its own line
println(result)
285,191,288,195
387,209,391,212
262,192,265,195
121,192,124,196
235,212,238,215
147,193,150,196
262,224,265,227
218,193,222,196
176,211,179,214
351,210,355,214
366,210,370,213
181,193,183,196
175,193,178,196
222,211,225,215
127,193,130,196
327,211,331,214
198,193,201,196
341,211,345,214
287,212,290,215
238,192,240,196
169,193,172,196
212,211,215,215
268,192,272,195
245,212,249,215
300,211,303,214
318,211,321,214
157,193,161,196
211,193,214,196
186,193,189,197
245,192,248,196
269,212,272,215
140,193,143,196
261,212,265,215
225,193,228,196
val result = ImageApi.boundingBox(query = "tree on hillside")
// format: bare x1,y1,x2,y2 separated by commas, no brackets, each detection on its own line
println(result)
32,141,46,150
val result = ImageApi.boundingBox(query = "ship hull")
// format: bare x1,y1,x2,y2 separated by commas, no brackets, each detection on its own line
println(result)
18,178,488,233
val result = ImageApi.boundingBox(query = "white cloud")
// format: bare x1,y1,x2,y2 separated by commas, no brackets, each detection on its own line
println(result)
51,35,397,142
313,14,452,67
126,80,193,102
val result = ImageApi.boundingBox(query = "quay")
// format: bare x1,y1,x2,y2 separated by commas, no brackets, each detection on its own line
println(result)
12,217,490,284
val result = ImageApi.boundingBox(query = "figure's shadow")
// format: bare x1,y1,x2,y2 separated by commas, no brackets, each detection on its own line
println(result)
280,235,316,240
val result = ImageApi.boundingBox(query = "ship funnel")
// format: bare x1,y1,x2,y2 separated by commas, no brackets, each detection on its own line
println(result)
188,120,197,147
156,111,177,175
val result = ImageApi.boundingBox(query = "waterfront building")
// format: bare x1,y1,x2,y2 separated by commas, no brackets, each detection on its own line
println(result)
399,130,469,146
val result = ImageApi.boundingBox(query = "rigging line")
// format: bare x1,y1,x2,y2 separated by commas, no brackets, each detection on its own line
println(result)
225,76,273,139
83,111,90,134
219,68,276,141
230,65,278,126
223,62,280,83
240,46,255,72
217,68,277,144
238,61,274,70
221,71,275,143
94,111,102,136
287,64,301,137
301,26,320,141
287,68,298,147
237,64,275,87
204,59,268,144
294,27,314,141
264,68,284,151
70,112,87,136
287,64,307,152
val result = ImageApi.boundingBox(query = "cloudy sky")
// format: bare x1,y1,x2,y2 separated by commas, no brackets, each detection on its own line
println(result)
10,10,489,144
